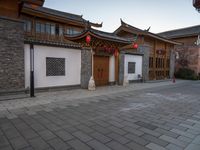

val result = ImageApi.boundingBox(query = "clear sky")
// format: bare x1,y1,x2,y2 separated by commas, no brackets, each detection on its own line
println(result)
44,0,200,33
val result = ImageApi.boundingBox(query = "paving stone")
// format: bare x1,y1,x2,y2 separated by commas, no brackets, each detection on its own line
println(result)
93,120,110,127
159,135,187,148
187,128,200,135
19,146,34,150
47,138,71,150
45,123,62,131
187,119,200,124
0,146,14,150
135,121,158,130
125,133,149,146
166,144,183,150
179,123,200,132
108,120,125,128
20,129,39,140
178,135,193,143
75,125,94,133
10,137,29,150
185,143,200,150
123,126,144,136
29,137,50,150
55,130,74,141
155,128,179,138
87,140,111,150
90,132,111,144
3,128,21,139
165,123,187,131
38,130,56,141
72,131,92,142
126,141,151,150
107,132,130,144
142,134,169,147
120,121,140,129
91,125,111,134
62,125,78,133
0,135,10,148
146,143,166,150
68,139,92,150
108,126,127,135
170,128,195,138
106,141,131,150
139,127,161,137
192,135,200,145
30,123,46,132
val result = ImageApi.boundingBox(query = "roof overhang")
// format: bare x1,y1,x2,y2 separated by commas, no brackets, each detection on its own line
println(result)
65,29,132,45
114,19,181,45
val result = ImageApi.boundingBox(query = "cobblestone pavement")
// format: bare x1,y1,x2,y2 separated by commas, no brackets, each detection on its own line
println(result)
0,80,200,150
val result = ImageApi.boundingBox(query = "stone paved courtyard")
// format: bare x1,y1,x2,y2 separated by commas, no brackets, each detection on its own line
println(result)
0,81,200,150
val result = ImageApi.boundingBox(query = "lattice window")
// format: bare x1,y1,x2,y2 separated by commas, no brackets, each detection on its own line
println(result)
46,57,65,76
128,62,136,74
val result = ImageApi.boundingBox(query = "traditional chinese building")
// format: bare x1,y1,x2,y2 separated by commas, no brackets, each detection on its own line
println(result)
159,25,200,76
0,0,134,93
114,20,180,80
0,0,180,94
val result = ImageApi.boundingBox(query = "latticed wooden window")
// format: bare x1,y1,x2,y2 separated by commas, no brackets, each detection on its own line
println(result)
46,57,65,76
128,62,136,74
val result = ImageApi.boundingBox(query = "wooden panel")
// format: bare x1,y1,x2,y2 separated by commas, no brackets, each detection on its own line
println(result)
0,0,19,18
94,56,109,86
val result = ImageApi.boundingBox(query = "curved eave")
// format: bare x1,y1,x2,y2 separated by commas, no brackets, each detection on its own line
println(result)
65,30,132,44
21,6,86,27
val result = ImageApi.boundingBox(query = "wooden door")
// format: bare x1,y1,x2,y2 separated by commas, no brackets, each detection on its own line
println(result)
94,56,109,86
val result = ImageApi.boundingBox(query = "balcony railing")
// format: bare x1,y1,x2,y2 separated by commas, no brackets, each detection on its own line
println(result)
24,32,66,43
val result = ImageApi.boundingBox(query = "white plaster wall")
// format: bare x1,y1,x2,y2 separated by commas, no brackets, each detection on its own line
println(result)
24,44,81,88
109,56,115,82
124,54,142,80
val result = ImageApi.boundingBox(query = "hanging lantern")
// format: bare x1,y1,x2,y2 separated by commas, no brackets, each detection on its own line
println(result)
86,35,91,44
133,43,138,49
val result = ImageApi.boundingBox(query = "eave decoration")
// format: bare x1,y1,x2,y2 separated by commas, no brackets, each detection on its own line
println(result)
64,29,133,56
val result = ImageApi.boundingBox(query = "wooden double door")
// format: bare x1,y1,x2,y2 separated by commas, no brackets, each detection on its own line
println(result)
94,55,109,86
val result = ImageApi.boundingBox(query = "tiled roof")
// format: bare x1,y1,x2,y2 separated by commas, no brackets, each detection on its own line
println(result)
65,28,132,44
158,25,200,38
24,38,81,49
91,29,132,43
23,4,86,23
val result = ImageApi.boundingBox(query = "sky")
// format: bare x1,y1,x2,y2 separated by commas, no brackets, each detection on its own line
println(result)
44,0,200,33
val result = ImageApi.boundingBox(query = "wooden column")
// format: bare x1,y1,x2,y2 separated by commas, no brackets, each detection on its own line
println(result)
153,40,156,79
164,43,167,78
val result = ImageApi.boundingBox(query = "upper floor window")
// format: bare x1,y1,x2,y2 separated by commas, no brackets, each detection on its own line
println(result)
24,20,32,32
66,27,80,35
35,22,55,35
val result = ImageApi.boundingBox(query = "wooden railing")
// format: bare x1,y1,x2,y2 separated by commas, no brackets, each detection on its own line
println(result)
24,32,66,43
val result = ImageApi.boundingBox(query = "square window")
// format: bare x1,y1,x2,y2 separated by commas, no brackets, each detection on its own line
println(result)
128,62,136,74
46,57,65,76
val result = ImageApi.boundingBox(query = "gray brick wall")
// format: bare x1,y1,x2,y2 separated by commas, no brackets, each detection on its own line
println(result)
0,17,24,92
138,45,150,81
81,47,92,89
118,51,125,85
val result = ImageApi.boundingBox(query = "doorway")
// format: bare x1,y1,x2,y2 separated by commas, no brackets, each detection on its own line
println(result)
94,55,109,86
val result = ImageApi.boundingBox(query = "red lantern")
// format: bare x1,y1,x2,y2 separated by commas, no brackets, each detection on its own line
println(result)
133,43,138,49
86,35,91,44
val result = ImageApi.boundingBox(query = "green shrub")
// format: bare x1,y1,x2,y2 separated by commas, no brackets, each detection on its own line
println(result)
175,68,198,80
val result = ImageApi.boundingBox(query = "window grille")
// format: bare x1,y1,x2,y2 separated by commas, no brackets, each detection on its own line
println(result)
46,57,65,76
